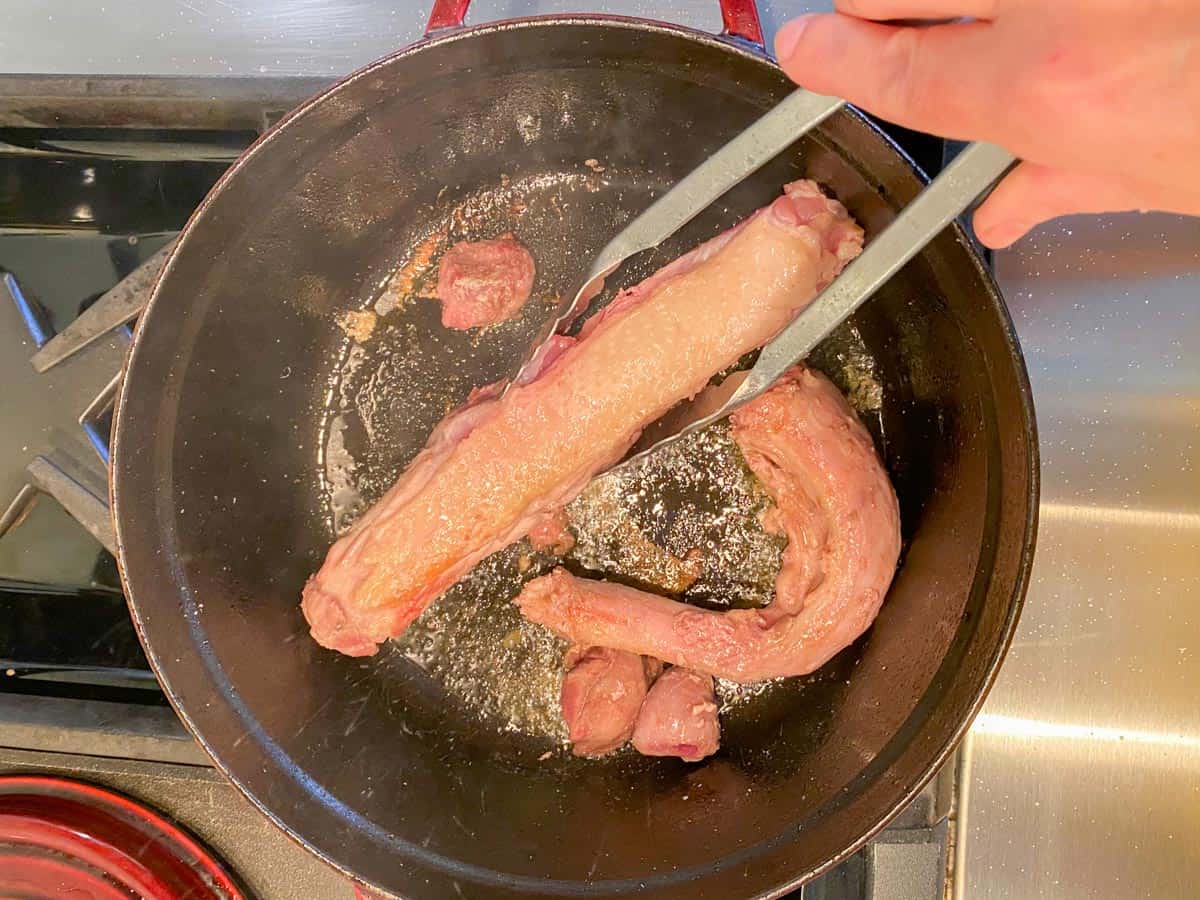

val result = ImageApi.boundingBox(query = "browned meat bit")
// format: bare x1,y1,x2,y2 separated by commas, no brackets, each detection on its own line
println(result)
527,510,575,556
336,309,377,342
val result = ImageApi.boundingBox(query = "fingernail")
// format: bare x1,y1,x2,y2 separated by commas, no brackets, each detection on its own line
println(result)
979,221,1024,249
774,15,812,62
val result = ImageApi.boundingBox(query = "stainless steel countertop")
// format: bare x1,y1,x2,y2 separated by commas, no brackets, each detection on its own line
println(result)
4,1,1198,897
957,212,1200,899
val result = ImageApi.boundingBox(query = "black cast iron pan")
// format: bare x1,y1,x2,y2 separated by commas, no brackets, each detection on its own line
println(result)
111,2,1038,897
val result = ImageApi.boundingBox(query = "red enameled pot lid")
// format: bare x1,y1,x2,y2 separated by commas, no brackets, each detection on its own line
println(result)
0,774,244,899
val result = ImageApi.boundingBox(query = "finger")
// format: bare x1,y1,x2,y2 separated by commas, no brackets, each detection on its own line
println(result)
972,162,1150,248
834,0,999,21
775,14,1000,140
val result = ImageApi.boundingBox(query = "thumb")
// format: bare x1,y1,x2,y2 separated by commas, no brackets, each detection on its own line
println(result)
773,13,999,140
972,162,1150,249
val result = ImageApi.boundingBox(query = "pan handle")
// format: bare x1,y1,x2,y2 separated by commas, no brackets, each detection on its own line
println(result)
425,0,766,49
425,0,469,33
718,0,765,48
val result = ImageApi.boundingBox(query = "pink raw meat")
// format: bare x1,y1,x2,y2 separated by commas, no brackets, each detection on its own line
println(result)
302,182,863,657
435,236,536,329
560,646,661,757
515,366,901,683
631,667,720,762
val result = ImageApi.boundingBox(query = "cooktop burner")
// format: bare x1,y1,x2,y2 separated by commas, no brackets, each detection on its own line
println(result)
0,79,958,899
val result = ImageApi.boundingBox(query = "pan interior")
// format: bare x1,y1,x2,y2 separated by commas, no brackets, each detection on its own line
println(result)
114,20,1031,898
320,162,890,756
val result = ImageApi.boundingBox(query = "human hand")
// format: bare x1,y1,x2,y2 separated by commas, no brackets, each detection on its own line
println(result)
773,0,1200,248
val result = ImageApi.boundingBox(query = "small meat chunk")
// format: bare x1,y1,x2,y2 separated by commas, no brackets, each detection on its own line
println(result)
560,646,659,757
435,236,535,329
632,667,720,762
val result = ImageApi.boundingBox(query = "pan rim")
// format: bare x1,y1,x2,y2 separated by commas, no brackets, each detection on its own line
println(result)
111,13,1039,898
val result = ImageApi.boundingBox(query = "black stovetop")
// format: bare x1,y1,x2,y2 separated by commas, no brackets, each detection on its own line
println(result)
0,126,242,702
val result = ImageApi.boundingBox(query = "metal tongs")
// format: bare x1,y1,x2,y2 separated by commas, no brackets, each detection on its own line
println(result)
506,89,1016,469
